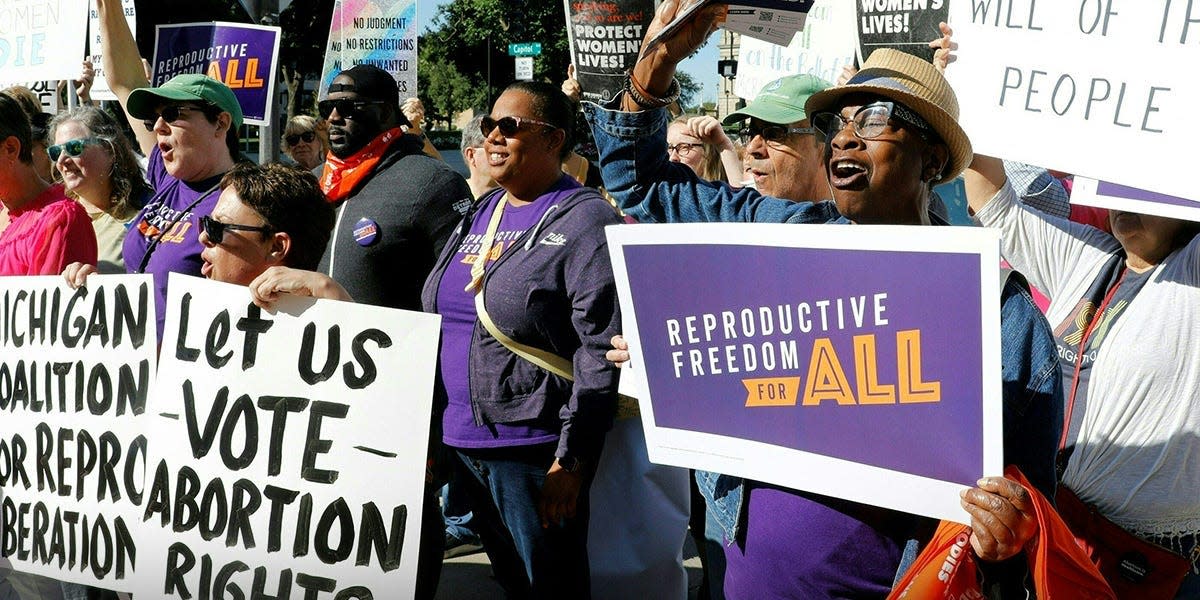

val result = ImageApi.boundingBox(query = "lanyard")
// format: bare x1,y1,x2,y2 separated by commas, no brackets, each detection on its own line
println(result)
464,192,509,293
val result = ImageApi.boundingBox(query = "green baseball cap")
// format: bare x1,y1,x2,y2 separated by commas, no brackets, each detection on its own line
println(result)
127,74,244,129
722,74,832,126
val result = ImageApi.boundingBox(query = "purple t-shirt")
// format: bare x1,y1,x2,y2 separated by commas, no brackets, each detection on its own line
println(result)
723,485,909,599
123,146,223,337
438,184,581,448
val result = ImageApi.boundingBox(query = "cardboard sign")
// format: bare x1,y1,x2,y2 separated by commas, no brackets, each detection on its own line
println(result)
0,0,88,85
318,0,417,100
0,275,157,590
946,0,1199,204
1072,178,1200,224
151,22,282,126
608,223,1003,524
564,0,656,103
135,275,440,599
734,0,856,100
88,0,137,102
856,0,947,63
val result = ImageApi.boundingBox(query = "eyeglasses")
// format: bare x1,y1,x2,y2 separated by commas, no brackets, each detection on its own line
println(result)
667,142,706,156
142,105,205,132
812,101,930,141
47,137,101,161
737,124,821,146
285,131,317,146
317,98,386,120
480,115,558,138
200,215,272,244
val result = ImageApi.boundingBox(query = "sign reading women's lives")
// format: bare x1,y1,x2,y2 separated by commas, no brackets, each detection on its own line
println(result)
856,0,947,63
608,224,1004,524
318,0,417,99
0,275,156,589
0,0,88,85
946,0,1200,205
134,275,440,599
564,0,655,102
151,22,282,126
1072,177,1200,224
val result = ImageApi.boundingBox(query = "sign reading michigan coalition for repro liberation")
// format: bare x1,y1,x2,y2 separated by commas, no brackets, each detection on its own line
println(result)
608,224,1004,524
134,275,440,599
0,274,157,590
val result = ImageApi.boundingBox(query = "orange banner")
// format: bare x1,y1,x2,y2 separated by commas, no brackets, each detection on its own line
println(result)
743,377,801,407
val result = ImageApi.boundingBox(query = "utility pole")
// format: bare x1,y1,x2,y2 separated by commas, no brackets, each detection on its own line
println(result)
244,0,282,164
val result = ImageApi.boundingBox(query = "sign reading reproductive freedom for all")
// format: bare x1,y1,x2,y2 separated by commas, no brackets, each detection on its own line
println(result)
0,0,87,85
564,0,655,102
152,22,282,126
318,0,417,100
608,224,1003,524
947,0,1200,204
1072,177,1200,224
0,275,156,590
735,0,856,100
135,275,440,599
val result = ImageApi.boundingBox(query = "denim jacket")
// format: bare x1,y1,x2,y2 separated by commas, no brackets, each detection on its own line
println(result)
585,100,1064,586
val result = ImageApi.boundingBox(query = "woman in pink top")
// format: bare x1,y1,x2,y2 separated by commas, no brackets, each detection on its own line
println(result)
0,95,97,275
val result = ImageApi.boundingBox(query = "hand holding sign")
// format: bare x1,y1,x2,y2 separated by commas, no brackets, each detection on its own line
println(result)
960,476,1038,562
622,0,727,111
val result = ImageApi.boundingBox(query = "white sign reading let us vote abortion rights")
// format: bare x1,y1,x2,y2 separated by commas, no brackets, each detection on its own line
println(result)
947,0,1200,203
135,275,440,599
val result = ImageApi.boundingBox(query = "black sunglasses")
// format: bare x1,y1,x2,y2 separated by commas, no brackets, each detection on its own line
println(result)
480,115,558,138
47,137,101,161
142,105,205,132
285,131,317,146
200,216,272,244
737,124,821,146
317,98,385,120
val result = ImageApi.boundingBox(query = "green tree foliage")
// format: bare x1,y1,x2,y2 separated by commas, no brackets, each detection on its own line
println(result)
676,71,702,113
278,0,336,118
418,0,571,125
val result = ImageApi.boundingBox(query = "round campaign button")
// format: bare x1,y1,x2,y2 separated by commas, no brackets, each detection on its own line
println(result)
353,217,380,246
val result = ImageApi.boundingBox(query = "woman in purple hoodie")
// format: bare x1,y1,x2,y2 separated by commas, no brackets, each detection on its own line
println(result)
421,81,622,598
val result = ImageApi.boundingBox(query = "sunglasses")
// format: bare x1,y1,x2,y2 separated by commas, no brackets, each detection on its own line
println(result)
285,131,317,146
317,98,385,120
480,115,558,138
47,137,101,161
737,124,821,146
200,215,272,244
142,105,205,132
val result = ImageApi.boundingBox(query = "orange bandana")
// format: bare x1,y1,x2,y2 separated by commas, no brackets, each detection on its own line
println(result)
319,127,404,202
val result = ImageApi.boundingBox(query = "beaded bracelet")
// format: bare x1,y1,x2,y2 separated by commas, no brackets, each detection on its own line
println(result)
624,70,681,109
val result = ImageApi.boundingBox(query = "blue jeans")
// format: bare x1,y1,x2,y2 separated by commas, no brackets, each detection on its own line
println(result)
457,444,592,599
442,472,480,543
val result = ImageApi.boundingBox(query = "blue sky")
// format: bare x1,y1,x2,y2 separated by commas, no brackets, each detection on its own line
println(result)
417,2,720,103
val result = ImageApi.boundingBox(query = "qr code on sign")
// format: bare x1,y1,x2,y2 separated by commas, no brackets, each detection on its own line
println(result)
760,11,773,20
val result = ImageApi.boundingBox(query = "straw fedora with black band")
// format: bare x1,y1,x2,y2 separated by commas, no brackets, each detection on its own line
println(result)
804,49,973,184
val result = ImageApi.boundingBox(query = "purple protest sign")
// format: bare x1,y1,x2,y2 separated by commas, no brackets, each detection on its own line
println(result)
1072,177,1200,224
152,22,281,126
608,223,1003,524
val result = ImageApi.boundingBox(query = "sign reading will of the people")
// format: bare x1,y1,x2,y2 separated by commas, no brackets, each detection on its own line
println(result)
318,0,417,100
946,0,1199,205
151,22,282,126
0,275,157,590
608,224,1004,524
1072,178,1200,224
856,0,947,63
134,275,440,599
0,0,88,85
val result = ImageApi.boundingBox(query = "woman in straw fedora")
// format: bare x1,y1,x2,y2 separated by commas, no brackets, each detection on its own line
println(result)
585,1,1063,596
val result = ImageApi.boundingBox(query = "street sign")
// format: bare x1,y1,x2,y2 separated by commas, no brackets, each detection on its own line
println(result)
515,56,534,81
508,42,542,56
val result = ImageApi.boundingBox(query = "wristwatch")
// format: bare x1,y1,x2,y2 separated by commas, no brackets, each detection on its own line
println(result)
557,456,586,473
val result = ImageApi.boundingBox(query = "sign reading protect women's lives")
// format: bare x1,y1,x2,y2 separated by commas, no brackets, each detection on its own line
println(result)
88,0,137,102
0,0,87,85
151,22,281,126
946,0,1200,204
1072,177,1200,224
856,0,947,63
134,275,440,599
0,275,156,590
564,0,655,102
607,224,1004,524
318,0,417,100
735,0,855,100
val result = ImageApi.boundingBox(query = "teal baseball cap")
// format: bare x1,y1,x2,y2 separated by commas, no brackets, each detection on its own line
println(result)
722,74,832,126
127,74,244,129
